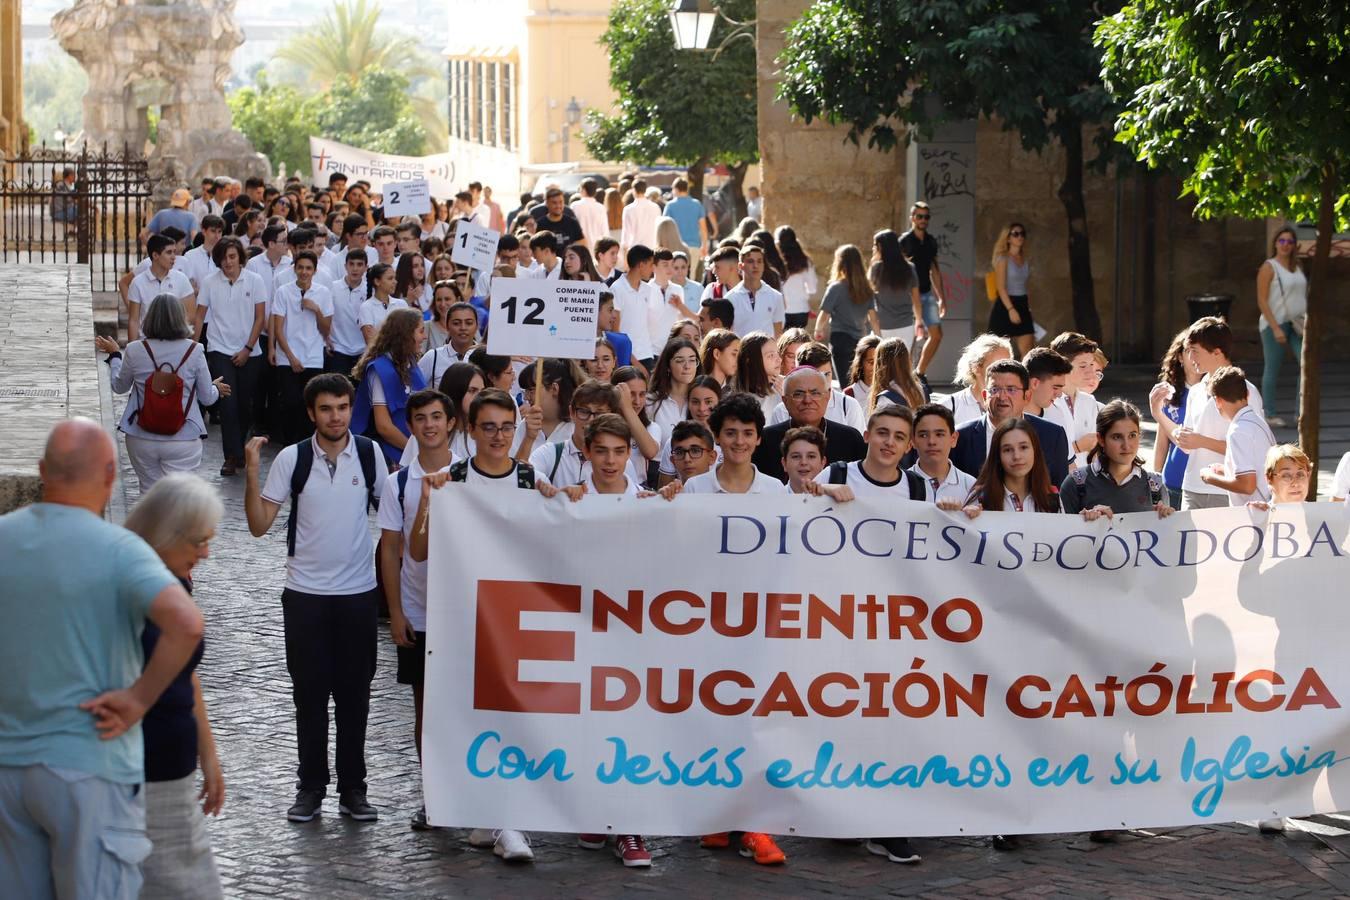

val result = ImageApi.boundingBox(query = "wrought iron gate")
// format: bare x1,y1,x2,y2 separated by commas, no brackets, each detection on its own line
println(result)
0,142,153,292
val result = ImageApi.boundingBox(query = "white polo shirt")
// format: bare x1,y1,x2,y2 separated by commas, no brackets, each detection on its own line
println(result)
327,275,369,356
417,344,475,389
725,282,786,338
909,460,976,505
1061,391,1101,467
1331,451,1350,501
320,244,378,284
197,269,265,357
524,260,563,280
610,276,660,361
1223,405,1275,506
377,456,450,631
273,282,333,369
583,473,640,497
132,255,190,278
1182,375,1264,494
180,244,219,290
529,438,643,488
245,253,293,317
935,387,985,428
683,465,788,494
645,281,688,359
261,433,380,595
359,296,409,333
129,267,195,324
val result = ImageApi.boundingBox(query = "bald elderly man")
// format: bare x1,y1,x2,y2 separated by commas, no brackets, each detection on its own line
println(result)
0,419,203,900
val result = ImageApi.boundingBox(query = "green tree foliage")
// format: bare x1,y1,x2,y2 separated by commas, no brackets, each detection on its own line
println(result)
22,51,88,144
227,77,320,175
777,0,1122,340
584,0,757,205
270,0,446,150
230,69,426,174
1097,2,1350,478
315,69,427,156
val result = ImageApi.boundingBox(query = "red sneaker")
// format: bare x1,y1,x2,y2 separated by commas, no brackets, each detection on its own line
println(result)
700,832,730,849
577,833,607,849
739,831,786,865
614,834,652,867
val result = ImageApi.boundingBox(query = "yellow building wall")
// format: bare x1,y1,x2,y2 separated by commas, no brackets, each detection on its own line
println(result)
0,0,22,157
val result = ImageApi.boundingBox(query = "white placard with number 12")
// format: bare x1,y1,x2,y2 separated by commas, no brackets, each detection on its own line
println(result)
486,278,601,360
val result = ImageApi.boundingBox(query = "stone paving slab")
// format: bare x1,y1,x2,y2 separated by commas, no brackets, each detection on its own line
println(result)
0,264,101,511
103,369,1350,899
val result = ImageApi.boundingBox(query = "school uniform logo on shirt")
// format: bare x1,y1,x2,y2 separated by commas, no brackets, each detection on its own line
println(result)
352,476,360,486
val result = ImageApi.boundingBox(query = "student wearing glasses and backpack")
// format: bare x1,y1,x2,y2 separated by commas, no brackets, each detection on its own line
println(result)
97,294,229,491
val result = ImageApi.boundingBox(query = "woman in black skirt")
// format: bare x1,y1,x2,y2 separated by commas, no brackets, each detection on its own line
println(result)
989,223,1035,356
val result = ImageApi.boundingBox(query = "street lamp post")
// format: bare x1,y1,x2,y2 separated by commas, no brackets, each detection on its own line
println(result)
668,0,754,55
562,96,582,163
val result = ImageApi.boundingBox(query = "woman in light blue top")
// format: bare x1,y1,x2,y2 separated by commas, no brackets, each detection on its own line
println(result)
988,222,1035,356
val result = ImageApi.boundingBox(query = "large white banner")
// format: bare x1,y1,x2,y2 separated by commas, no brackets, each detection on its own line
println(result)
424,491,1350,836
309,137,456,199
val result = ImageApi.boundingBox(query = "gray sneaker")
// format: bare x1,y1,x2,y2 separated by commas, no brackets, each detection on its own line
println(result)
339,791,379,822
287,789,324,822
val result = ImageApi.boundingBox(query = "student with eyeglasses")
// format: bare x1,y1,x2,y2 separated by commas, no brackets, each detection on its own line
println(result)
655,376,723,486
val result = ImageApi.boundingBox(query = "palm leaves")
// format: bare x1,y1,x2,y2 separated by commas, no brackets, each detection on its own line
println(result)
273,0,439,90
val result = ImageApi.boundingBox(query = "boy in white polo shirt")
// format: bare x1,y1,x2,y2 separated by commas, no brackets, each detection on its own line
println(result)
909,402,976,507
813,404,927,507
377,389,453,832
243,374,384,826
681,392,787,496
1199,366,1275,506
1155,317,1264,509
128,233,196,340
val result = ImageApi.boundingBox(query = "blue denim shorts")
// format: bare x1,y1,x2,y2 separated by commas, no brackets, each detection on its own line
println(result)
920,291,943,327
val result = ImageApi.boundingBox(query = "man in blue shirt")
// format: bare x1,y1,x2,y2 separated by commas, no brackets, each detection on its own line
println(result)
663,177,707,254
0,419,203,899
143,188,199,245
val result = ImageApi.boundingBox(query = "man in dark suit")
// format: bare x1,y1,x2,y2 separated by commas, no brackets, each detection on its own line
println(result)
754,368,866,482
949,359,1072,487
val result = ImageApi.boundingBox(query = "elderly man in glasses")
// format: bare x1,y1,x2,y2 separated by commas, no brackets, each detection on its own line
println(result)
753,366,867,483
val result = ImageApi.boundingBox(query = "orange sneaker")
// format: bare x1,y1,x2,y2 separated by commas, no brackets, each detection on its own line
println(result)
700,832,731,849
739,831,786,865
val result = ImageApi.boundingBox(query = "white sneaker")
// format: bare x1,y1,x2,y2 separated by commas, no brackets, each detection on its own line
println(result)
1259,817,1285,833
467,827,497,847
494,829,534,861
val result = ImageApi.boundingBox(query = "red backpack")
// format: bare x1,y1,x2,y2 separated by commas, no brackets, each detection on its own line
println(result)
134,341,197,435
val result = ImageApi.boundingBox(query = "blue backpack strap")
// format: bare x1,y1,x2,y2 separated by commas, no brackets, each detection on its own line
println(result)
353,435,379,511
516,462,537,489
827,461,850,485
550,442,565,483
286,440,315,557
397,466,411,510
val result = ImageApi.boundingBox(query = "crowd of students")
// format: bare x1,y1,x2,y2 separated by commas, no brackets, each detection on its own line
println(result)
48,173,1335,895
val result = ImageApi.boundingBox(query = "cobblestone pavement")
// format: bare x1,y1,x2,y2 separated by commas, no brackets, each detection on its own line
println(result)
107,375,1350,900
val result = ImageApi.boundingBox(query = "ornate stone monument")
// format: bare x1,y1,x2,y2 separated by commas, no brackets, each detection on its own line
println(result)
52,0,271,185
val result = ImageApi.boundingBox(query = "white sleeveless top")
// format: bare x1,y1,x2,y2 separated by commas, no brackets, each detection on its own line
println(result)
1263,258,1307,329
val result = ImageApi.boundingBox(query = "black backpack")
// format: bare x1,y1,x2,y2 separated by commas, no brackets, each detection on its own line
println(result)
287,435,380,556
826,460,926,499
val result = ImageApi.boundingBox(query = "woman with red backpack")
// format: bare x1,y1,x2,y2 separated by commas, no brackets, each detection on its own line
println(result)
97,293,230,492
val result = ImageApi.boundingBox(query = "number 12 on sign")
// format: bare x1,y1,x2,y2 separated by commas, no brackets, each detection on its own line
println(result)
502,295,545,326
486,277,602,359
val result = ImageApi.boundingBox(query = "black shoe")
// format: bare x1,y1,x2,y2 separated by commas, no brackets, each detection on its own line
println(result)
866,837,921,864
410,805,440,831
339,791,379,821
287,789,324,822
992,833,1022,851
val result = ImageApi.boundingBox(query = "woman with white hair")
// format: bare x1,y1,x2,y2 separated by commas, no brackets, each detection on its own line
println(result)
96,293,229,491
123,473,225,899
932,333,1013,427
